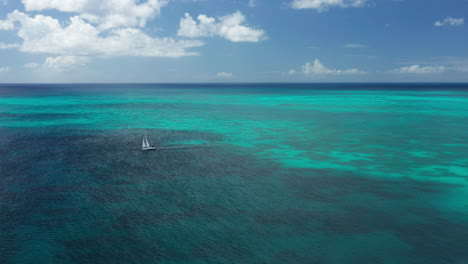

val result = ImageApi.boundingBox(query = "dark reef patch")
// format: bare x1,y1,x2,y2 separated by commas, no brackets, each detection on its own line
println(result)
0,112,82,120
284,169,465,203
60,236,188,264
189,241,254,261
1,123,468,264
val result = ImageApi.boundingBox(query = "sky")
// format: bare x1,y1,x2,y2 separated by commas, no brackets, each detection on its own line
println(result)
0,0,467,83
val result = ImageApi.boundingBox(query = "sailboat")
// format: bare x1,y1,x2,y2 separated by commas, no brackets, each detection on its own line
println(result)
142,135,156,151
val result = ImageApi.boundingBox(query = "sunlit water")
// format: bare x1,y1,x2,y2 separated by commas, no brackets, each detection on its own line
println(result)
1,83,468,264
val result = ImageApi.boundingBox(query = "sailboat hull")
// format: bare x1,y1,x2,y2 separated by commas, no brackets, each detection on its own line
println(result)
142,147,157,151
142,135,156,151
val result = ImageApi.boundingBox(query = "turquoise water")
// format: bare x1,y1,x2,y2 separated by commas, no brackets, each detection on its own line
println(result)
1,83,468,263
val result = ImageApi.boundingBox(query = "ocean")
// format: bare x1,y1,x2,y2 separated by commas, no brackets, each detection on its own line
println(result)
1,83,468,264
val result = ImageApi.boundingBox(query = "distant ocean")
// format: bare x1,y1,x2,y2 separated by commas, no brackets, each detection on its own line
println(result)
1,83,468,264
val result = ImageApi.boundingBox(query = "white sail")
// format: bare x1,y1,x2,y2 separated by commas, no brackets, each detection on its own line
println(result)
142,135,156,150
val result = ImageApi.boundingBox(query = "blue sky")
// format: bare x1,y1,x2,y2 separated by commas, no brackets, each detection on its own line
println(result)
0,0,467,82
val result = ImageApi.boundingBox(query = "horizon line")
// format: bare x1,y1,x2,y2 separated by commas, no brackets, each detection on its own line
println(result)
1,82,468,85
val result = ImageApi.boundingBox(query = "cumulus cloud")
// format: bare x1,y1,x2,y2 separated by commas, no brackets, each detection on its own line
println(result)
21,0,168,30
289,59,365,76
24,62,41,69
0,0,266,73
0,66,11,72
0,42,19,49
392,65,446,74
397,57,468,73
216,72,233,78
42,56,91,72
0,13,15,30
434,17,464,27
291,0,366,10
178,11,267,42
1,11,202,58
24,56,90,72
344,43,367,48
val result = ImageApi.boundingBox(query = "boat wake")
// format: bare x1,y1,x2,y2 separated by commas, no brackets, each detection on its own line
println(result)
153,145,216,150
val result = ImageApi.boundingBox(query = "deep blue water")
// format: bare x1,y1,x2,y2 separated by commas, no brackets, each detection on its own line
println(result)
1,83,468,264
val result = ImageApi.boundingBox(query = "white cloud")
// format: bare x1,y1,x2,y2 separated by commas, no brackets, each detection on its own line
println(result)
178,11,267,42
392,65,446,74
1,1,265,74
0,13,15,30
3,11,202,58
21,0,168,30
248,0,256,8
41,56,90,72
0,66,11,72
291,0,366,10
344,43,368,48
397,57,468,73
0,42,19,49
289,59,365,75
24,56,90,72
24,62,41,69
434,17,464,27
217,72,233,78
